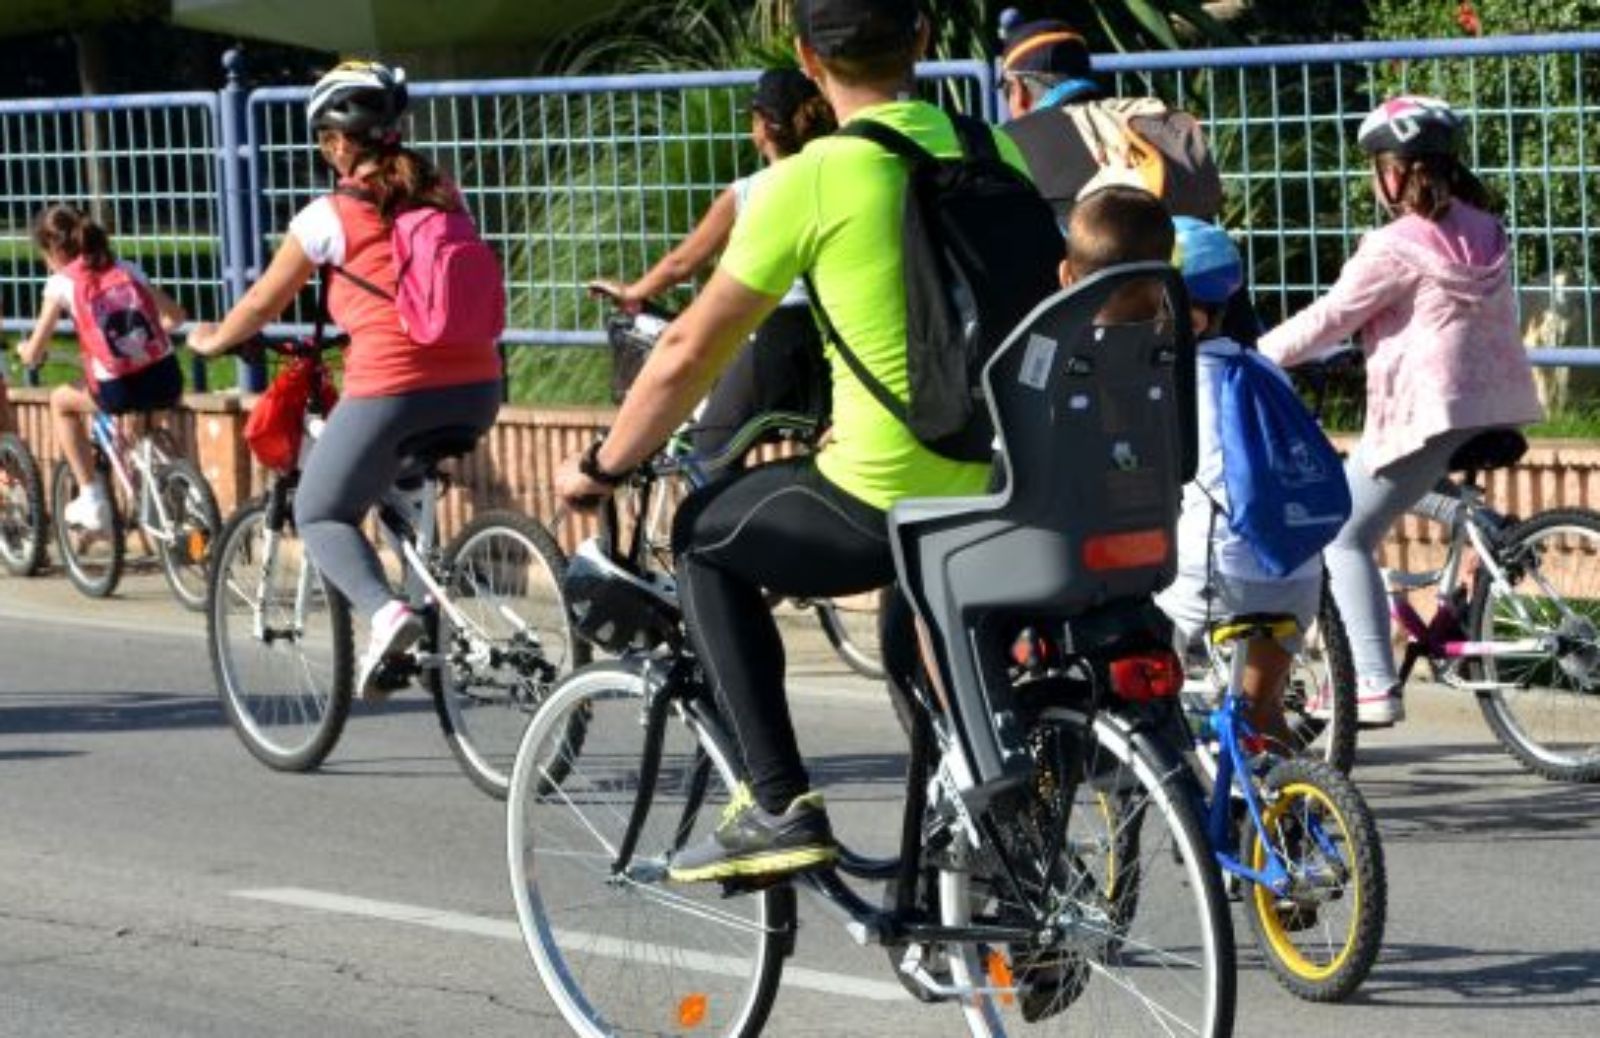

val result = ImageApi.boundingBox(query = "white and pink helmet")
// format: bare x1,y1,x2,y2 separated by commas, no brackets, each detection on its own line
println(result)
1357,95,1463,158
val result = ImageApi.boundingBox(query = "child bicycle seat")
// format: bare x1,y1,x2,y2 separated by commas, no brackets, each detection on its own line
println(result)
888,263,1196,793
1446,427,1527,476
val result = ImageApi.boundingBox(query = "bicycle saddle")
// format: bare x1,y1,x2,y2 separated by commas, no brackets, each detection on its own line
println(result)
1207,613,1300,648
1447,427,1527,475
396,425,482,469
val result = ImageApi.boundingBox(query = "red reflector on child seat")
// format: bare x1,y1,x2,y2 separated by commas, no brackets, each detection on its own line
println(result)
1109,650,1184,702
1083,529,1169,571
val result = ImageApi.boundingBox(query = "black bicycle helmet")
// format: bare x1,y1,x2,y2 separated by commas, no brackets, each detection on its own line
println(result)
563,539,682,654
307,61,409,143
1357,95,1462,159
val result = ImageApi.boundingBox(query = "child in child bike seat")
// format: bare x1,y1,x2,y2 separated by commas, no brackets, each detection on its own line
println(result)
1260,96,1542,727
18,205,187,534
1154,218,1321,751
189,61,503,701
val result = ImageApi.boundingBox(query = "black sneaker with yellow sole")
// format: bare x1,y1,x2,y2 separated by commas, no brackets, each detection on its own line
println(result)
668,784,839,883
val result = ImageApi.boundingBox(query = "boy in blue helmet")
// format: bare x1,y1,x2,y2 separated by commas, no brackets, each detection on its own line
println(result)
1157,217,1325,750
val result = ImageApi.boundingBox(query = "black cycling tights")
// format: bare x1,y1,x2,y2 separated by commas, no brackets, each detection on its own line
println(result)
673,457,914,814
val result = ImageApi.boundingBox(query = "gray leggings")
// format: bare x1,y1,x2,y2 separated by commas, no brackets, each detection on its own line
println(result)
295,381,500,617
1325,428,1480,693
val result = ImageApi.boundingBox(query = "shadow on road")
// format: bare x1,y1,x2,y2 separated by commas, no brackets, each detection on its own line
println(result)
0,691,226,735
0,747,85,762
1343,943,1600,1009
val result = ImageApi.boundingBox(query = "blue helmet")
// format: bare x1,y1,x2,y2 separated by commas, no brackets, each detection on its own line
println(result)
1172,217,1243,305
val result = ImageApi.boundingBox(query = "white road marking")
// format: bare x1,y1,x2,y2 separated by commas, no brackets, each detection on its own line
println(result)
231,886,910,1003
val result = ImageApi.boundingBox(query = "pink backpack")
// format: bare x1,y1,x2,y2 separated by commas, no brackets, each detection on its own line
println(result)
64,259,174,379
333,187,506,346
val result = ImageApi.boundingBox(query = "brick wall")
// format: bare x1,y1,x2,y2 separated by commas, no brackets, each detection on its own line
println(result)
8,389,1599,566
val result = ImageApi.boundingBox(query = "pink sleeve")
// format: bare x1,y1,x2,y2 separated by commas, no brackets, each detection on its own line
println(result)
1259,239,1406,369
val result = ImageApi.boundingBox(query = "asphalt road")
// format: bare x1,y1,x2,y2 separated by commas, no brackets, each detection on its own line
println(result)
2,571,1599,1037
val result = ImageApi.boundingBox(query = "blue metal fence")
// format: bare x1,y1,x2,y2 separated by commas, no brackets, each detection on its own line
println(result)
2,35,1598,402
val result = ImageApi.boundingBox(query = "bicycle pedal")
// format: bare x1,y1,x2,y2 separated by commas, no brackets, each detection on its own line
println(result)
372,657,416,692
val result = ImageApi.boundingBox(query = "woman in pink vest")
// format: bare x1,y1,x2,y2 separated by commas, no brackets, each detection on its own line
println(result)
191,62,502,699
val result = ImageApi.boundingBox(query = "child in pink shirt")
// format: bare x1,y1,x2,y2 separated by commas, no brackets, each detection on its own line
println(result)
1261,96,1542,725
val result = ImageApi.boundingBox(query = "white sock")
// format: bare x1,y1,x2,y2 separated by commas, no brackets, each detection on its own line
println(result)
371,599,411,631
77,483,106,505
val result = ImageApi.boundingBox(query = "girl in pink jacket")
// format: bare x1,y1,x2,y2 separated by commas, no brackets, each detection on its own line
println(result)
1261,96,1542,726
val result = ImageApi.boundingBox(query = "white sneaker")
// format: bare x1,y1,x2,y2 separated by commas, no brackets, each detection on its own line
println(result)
1303,680,1336,721
1356,687,1405,727
356,601,424,702
63,489,111,533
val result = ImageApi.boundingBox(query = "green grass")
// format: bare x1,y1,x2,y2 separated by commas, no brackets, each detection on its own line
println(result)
0,235,220,265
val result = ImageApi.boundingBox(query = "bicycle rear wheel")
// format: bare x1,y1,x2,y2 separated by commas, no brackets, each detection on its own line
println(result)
429,509,589,798
964,709,1235,1037
508,662,789,1038
1246,757,1386,1002
1470,509,1600,782
0,433,46,576
51,458,123,598
208,493,354,771
154,458,220,611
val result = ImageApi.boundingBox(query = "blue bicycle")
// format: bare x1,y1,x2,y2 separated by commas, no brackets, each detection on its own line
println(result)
1182,613,1387,1002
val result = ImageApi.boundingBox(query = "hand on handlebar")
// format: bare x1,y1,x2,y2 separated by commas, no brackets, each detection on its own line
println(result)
555,450,617,513
587,279,644,315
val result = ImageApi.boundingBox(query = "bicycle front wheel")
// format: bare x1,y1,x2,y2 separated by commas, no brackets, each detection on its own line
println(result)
154,458,221,611
51,458,123,598
208,493,354,771
967,709,1235,1037
1285,580,1358,774
815,592,885,679
508,662,789,1038
429,509,589,798
1470,508,1600,782
0,433,47,576
1246,757,1386,1002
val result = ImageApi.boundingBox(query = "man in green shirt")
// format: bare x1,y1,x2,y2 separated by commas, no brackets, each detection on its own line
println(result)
555,0,1036,882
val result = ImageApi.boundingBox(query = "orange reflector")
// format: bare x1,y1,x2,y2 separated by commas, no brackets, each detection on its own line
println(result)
1109,649,1184,702
677,993,708,1029
186,530,209,563
1083,528,1169,571
986,950,1017,1006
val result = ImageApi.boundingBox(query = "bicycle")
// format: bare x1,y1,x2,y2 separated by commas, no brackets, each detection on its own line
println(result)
1321,426,1600,781
1178,614,1386,1001
205,335,587,797
601,287,887,680
51,401,220,608
509,266,1236,1037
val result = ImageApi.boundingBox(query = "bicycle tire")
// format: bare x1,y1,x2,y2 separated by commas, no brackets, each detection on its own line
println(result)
153,458,221,611
1293,579,1358,774
429,509,590,798
507,662,790,1038
961,709,1236,1037
1246,757,1386,1002
815,593,886,680
0,433,47,576
208,494,354,772
51,458,123,599
1469,508,1600,782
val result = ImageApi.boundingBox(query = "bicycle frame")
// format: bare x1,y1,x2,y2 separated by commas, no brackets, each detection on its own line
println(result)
1195,651,1308,899
1386,483,1559,687
89,411,177,543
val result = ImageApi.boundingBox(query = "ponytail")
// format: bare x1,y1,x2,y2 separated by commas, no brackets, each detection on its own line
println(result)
347,142,459,223
33,204,114,271
760,93,838,159
1376,152,1500,221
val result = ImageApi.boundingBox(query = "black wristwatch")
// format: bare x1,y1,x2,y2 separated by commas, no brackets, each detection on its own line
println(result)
579,440,631,487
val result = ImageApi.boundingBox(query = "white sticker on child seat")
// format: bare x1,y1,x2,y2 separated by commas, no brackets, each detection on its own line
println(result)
1020,333,1057,390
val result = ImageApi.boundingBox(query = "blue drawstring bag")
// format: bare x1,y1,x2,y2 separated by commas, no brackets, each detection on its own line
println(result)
1217,350,1351,576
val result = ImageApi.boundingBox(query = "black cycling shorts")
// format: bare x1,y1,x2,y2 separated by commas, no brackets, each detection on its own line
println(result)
93,354,183,416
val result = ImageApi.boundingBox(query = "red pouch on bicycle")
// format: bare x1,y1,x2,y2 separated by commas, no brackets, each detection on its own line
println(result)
245,357,337,472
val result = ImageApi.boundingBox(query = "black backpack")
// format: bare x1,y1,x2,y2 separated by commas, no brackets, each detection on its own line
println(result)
807,115,1063,463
